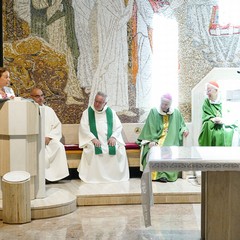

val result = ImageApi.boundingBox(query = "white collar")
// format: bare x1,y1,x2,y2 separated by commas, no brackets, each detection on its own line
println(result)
91,104,108,113
158,106,174,115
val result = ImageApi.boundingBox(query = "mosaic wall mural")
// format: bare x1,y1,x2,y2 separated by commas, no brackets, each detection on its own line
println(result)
3,0,240,123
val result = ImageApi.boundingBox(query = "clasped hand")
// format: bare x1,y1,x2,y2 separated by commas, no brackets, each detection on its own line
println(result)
149,142,157,148
108,137,116,146
183,130,189,137
92,137,116,147
212,117,223,124
92,138,101,147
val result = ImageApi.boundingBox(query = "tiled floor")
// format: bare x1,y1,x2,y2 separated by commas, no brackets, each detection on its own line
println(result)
0,177,201,239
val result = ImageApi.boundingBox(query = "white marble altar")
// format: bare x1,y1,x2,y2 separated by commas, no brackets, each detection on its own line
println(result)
141,146,240,240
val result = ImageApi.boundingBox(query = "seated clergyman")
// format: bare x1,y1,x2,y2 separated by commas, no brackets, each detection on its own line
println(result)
77,91,129,183
137,93,189,183
31,88,69,182
198,81,239,146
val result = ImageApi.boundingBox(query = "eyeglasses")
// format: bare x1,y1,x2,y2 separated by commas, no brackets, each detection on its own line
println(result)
31,94,44,98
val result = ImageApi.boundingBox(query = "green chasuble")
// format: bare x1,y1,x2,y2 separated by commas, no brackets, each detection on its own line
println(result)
198,98,235,146
137,108,188,182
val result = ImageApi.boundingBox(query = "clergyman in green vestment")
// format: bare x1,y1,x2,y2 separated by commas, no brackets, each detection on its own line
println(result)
137,93,189,182
198,81,238,146
78,91,129,183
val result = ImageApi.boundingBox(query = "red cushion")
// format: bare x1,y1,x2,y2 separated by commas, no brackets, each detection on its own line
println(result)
64,144,81,151
64,143,140,151
125,143,140,149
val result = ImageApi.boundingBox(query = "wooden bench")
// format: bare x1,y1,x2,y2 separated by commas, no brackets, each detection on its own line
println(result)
62,123,144,169
61,123,193,179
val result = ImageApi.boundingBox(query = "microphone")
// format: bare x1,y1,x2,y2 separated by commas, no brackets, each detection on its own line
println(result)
9,82,18,96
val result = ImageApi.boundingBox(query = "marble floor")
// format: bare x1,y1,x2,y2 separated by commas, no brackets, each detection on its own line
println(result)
53,177,201,205
0,178,201,240
0,203,201,240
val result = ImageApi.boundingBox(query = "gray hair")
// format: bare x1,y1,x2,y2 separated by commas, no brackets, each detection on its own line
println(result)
96,91,109,103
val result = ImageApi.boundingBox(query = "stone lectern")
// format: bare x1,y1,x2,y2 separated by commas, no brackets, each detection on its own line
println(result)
0,99,45,199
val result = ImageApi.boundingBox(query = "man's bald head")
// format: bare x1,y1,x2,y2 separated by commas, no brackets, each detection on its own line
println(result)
31,88,45,106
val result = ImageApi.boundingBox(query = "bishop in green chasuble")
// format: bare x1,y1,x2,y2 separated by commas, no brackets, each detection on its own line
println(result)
198,81,238,147
137,93,189,182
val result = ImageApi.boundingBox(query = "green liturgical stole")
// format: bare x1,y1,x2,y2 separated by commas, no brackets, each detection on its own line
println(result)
88,107,116,155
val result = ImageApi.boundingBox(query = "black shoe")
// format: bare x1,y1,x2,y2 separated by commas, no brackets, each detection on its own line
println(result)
45,179,59,184
45,179,51,184
159,177,168,183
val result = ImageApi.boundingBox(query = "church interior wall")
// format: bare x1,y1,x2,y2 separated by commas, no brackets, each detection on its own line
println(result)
2,0,240,125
